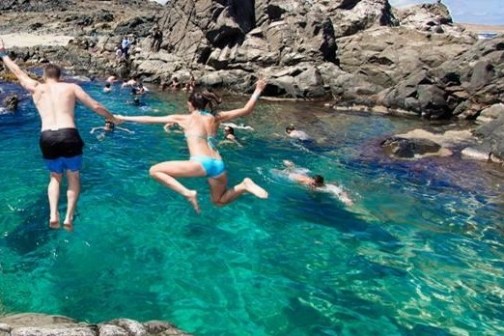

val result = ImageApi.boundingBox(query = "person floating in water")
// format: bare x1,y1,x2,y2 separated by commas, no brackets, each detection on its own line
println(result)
103,82,112,93
114,80,269,213
221,122,254,131
0,38,119,230
282,160,354,206
122,77,138,88
220,126,242,147
91,120,134,140
286,125,311,141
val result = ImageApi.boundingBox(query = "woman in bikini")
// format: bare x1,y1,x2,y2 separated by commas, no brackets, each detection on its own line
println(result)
115,80,268,213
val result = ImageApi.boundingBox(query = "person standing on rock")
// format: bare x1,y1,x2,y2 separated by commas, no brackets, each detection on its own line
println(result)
121,36,131,58
150,26,163,52
0,38,120,231
114,80,269,213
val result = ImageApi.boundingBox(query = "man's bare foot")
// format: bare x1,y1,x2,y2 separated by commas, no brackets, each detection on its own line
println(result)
49,215,60,229
185,190,200,214
63,217,73,232
242,178,268,199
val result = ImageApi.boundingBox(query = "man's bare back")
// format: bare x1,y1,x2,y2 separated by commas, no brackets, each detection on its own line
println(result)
34,82,79,130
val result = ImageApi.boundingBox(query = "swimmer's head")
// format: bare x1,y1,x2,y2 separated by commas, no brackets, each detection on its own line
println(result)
286,125,295,134
188,90,222,115
105,83,111,88
311,175,325,188
133,97,140,105
224,126,235,135
104,120,115,131
43,64,62,80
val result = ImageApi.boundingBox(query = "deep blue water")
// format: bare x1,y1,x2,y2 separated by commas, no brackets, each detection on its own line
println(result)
0,79,503,335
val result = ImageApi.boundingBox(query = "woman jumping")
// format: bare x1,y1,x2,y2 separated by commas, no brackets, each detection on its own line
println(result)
115,80,268,213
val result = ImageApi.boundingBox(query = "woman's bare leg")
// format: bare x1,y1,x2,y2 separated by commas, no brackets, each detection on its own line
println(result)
209,174,268,206
149,161,206,213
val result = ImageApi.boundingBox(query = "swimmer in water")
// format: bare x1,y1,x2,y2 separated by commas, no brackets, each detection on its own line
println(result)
220,126,242,147
91,120,134,139
114,79,269,213
103,83,112,93
286,125,311,141
221,122,254,131
282,160,354,206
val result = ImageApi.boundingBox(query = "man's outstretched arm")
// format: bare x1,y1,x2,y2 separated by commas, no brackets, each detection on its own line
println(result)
73,84,119,124
0,38,39,93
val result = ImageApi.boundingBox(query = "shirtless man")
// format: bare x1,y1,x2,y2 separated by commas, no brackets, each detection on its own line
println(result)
0,39,119,231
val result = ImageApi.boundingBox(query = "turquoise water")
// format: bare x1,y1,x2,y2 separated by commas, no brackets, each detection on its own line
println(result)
0,80,503,335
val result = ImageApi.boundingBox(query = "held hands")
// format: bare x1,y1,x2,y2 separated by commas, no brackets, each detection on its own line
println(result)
111,115,125,124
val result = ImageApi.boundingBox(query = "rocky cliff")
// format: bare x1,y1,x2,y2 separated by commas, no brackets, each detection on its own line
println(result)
1,0,504,161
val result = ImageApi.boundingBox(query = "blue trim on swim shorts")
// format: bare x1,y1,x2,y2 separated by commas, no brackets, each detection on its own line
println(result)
191,156,225,178
44,155,83,174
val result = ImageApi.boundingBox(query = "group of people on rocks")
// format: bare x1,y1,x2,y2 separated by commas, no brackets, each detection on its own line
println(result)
0,36,352,231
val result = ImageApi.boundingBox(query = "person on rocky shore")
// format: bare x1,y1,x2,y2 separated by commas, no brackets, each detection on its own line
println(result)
0,38,120,231
150,26,163,52
114,80,269,213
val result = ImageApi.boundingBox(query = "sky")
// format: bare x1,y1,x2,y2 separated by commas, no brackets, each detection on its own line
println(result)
389,0,504,25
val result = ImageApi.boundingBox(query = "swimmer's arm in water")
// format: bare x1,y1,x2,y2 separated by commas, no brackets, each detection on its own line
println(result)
117,127,135,134
216,79,267,123
0,39,39,93
74,85,119,124
115,114,184,125
90,127,105,134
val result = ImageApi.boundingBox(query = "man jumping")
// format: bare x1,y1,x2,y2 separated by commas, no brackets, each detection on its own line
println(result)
0,38,119,231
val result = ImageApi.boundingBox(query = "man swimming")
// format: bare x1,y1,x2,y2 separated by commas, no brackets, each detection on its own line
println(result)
282,160,354,206
0,38,119,231
286,125,311,141
91,120,134,140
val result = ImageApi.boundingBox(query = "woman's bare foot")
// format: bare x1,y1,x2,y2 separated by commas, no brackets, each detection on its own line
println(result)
185,190,200,214
242,178,268,199
49,214,60,229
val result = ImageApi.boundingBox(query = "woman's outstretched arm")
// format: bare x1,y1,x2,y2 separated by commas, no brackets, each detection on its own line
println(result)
115,114,184,124
217,79,267,123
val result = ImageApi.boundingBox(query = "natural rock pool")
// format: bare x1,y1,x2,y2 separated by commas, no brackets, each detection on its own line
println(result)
0,80,503,335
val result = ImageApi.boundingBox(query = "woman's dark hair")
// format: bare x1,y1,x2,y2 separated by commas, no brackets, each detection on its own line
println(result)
312,175,325,187
188,90,222,115
286,125,295,133
105,120,115,130
224,126,235,135
105,83,111,88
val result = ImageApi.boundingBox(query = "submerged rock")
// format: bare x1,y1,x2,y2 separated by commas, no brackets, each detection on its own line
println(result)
381,136,444,159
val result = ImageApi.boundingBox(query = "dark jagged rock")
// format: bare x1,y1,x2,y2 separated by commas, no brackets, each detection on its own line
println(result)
0,0,73,12
474,113,504,161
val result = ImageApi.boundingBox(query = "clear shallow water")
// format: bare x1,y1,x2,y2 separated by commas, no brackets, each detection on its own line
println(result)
0,80,503,335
